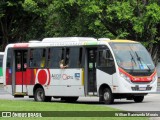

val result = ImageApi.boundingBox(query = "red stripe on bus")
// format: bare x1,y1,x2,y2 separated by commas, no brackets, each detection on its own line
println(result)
119,67,156,82
13,43,29,48
15,69,36,85
26,69,36,85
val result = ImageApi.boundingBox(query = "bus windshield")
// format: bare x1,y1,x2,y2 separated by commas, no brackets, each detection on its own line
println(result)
109,42,155,71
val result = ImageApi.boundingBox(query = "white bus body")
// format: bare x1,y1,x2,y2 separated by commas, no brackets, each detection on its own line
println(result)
3,37,157,104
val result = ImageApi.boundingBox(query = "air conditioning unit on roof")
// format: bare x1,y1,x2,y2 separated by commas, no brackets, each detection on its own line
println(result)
42,37,97,42
29,40,41,43
98,38,110,41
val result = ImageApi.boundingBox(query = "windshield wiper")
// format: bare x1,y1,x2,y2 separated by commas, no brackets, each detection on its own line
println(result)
129,51,136,71
135,51,151,72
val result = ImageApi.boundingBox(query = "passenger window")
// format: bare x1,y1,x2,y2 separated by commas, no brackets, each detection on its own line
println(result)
48,47,82,68
49,48,63,68
69,47,82,68
65,48,70,66
7,49,12,68
48,48,51,66
0,55,3,67
29,48,46,68
40,49,46,68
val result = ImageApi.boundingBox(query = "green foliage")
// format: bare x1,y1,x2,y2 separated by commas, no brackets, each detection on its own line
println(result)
145,3,160,23
22,0,39,13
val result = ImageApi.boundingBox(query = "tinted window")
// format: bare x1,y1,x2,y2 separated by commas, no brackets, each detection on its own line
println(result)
29,48,46,68
7,49,12,68
48,47,82,68
49,48,63,68
69,48,82,68
98,49,114,67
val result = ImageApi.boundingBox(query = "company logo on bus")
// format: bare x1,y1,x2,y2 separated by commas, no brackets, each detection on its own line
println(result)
51,74,74,80
35,69,50,85
62,74,73,80
51,74,61,80
75,73,80,80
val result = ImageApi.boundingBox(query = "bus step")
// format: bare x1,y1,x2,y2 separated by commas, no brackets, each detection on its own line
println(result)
14,92,27,98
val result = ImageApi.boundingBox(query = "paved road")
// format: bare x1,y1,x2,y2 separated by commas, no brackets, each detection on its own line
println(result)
0,84,160,111
0,84,8,94
0,85,160,120
0,85,160,111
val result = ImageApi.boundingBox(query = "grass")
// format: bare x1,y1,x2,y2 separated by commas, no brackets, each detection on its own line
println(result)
0,99,149,120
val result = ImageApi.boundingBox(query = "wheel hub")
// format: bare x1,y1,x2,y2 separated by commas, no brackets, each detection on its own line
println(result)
104,92,110,100
37,91,43,101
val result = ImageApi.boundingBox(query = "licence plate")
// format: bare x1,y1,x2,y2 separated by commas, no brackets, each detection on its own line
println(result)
139,87,146,91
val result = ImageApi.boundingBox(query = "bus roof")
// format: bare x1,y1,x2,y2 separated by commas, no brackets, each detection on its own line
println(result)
109,39,138,43
42,37,97,42
41,37,138,44
6,38,139,48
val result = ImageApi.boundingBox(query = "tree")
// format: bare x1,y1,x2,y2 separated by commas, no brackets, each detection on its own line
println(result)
0,0,46,51
0,0,159,64
41,0,160,64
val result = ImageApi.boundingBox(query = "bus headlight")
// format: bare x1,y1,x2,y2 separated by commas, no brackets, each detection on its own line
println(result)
120,72,131,83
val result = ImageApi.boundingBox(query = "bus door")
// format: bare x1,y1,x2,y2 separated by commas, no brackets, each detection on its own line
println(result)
14,50,28,96
84,48,97,95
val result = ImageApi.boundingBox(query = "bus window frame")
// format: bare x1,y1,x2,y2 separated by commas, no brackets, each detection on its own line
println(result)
67,47,83,68
6,48,14,69
11,48,29,70
46,47,64,69
28,48,47,69
97,45,116,75
46,46,84,69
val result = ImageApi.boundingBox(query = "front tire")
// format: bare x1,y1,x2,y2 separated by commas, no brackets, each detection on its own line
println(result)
133,96,144,103
34,88,51,102
102,88,114,104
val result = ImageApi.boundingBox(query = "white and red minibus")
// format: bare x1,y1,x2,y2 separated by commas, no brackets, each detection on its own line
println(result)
3,37,157,104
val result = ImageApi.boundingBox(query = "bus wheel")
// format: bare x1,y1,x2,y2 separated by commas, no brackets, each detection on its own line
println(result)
62,97,79,103
34,88,51,102
133,96,144,103
102,88,114,104
34,88,45,102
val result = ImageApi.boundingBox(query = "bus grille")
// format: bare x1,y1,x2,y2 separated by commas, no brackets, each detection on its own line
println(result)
131,86,152,91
